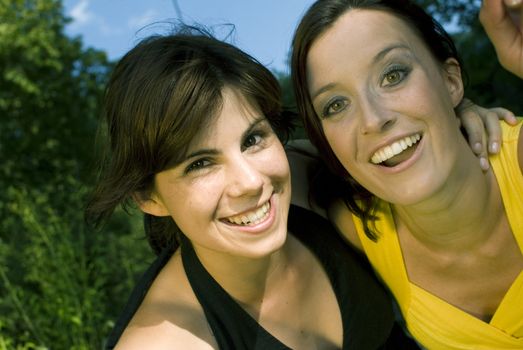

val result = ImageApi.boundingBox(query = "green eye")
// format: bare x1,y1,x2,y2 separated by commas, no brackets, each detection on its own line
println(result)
385,71,402,84
381,65,410,87
323,98,349,118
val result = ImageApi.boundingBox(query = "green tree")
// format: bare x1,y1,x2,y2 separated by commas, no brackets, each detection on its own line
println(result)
0,1,151,348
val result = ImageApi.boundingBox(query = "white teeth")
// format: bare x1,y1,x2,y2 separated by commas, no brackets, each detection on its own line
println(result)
226,202,270,226
371,133,421,165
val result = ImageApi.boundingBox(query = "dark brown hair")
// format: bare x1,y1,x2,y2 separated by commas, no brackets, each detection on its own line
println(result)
291,0,462,240
85,26,294,254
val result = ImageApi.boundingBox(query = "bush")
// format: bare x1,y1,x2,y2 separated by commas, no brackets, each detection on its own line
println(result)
0,182,151,349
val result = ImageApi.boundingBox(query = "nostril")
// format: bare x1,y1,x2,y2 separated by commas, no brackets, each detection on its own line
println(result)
382,118,396,131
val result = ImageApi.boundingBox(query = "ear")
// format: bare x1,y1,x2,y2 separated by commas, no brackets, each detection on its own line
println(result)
133,192,170,217
442,58,464,108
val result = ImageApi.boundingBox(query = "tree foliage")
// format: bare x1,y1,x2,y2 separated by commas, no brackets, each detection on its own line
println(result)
0,1,150,348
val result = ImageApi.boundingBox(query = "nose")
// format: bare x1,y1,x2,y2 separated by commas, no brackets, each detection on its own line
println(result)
359,95,396,134
225,155,264,198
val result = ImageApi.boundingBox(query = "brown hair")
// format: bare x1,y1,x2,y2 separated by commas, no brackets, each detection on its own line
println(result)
85,26,294,254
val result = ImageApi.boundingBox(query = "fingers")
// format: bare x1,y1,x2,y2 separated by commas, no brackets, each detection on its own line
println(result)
483,111,503,153
458,102,511,171
480,0,507,28
460,108,488,156
505,1,523,31
503,0,522,9
487,107,518,124
480,0,516,41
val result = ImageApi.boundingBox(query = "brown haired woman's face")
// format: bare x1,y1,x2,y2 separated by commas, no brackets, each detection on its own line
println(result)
306,9,466,205
139,88,291,259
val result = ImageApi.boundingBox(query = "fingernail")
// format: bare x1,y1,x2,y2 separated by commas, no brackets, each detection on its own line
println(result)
473,142,482,153
480,157,489,171
489,141,499,153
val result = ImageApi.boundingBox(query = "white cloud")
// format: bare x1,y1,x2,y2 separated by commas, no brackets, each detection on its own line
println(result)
66,0,123,37
98,19,124,37
68,0,94,27
127,9,159,30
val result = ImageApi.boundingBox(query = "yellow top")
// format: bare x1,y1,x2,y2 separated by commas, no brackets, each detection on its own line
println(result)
353,120,523,349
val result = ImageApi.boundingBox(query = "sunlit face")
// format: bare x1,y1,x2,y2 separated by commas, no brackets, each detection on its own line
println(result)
306,9,466,205
144,88,291,259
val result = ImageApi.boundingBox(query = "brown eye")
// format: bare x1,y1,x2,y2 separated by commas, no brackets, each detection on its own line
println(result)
386,71,401,84
244,134,260,148
185,158,211,174
330,101,344,112
381,66,410,87
323,97,349,118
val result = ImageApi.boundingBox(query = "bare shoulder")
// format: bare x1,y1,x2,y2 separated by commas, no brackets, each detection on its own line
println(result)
328,198,363,251
115,321,215,350
115,251,217,349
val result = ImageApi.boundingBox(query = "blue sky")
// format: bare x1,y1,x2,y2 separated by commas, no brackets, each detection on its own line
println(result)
63,0,316,73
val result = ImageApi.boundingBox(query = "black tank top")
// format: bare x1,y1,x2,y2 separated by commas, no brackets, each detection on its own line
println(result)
105,205,419,349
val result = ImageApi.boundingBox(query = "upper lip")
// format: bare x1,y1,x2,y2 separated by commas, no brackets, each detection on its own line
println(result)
368,132,422,164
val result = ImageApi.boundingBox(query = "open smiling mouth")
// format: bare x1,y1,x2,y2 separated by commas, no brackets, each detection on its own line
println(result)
224,202,271,226
371,133,422,167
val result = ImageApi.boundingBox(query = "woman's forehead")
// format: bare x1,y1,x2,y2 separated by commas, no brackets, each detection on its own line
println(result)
185,89,263,147
306,9,431,85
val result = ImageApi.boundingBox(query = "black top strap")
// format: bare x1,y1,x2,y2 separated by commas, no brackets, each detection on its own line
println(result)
181,234,291,349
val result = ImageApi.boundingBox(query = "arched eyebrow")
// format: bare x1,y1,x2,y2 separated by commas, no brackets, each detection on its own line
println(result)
372,44,410,64
310,44,410,100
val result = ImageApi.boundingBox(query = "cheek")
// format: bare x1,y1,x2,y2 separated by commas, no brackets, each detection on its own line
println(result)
168,180,223,219
265,143,291,180
322,122,357,166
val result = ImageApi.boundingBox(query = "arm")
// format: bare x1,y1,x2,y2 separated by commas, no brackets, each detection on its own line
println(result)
328,198,364,252
286,140,363,252
480,0,523,78
286,139,327,218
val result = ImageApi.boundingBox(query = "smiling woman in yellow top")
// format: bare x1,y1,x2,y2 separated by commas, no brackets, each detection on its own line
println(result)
291,0,523,348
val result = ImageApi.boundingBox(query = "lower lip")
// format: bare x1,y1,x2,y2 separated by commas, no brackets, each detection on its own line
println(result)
376,136,424,174
223,196,277,234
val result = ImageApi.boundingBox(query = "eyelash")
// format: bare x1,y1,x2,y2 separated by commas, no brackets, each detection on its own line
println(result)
322,97,349,119
241,129,267,151
185,158,212,174
381,64,410,87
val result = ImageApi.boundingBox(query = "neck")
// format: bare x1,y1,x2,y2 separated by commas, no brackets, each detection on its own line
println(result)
192,239,292,308
393,155,504,251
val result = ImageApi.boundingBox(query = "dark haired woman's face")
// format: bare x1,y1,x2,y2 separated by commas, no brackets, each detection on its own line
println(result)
306,9,466,205
139,88,291,259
